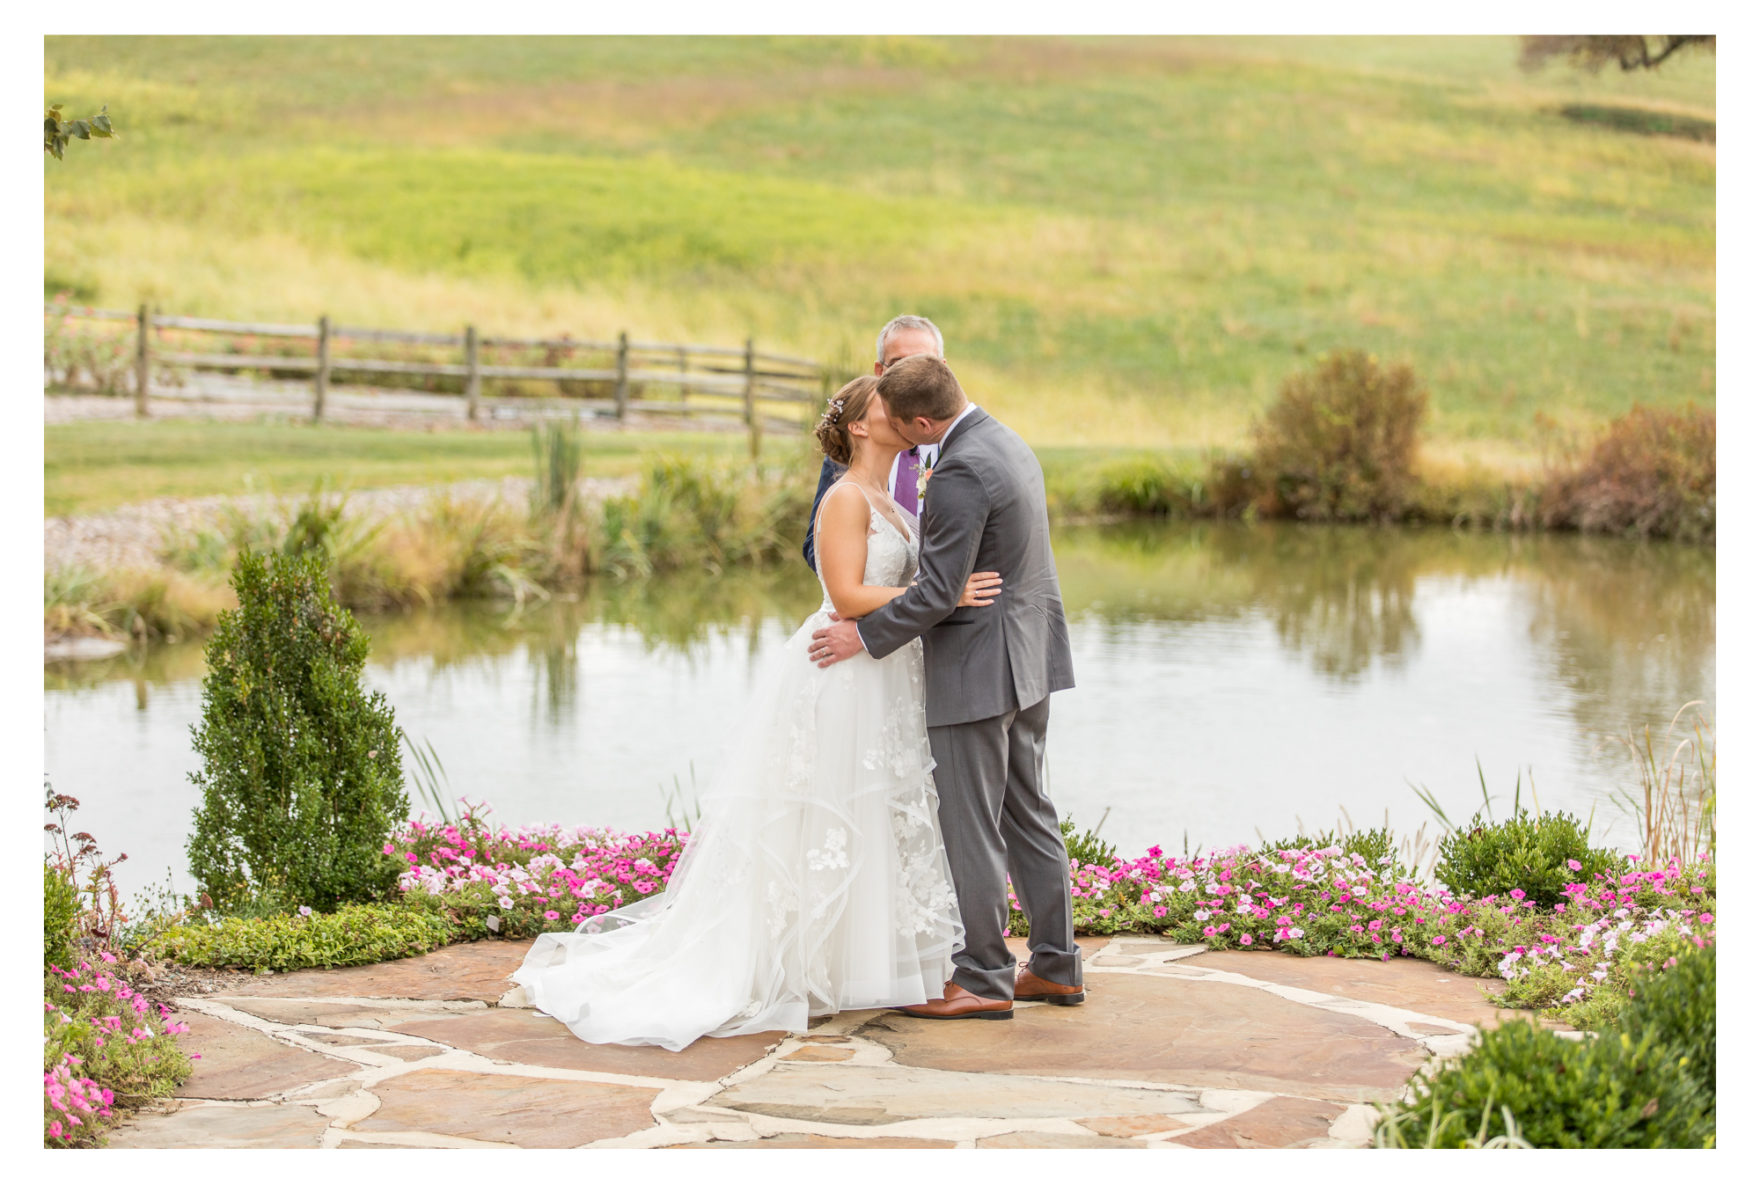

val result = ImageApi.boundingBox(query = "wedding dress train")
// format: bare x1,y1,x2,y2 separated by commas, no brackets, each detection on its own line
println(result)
511,492,962,1050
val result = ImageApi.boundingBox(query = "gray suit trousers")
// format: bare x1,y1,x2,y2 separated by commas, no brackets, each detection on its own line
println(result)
929,695,1081,1000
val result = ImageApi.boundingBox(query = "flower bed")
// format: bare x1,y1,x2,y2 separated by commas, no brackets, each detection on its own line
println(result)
386,802,688,940
43,955,195,1147
375,805,1713,1030
1040,842,1713,1027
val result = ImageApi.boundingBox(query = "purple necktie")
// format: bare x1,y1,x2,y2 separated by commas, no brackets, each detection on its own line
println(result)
894,448,921,517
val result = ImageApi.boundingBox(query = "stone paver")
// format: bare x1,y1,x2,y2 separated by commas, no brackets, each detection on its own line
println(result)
108,1101,332,1149
384,1006,783,1081
1170,1095,1346,1149
110,932,1546,1148
1080,1113,1204,1138
226,941,530,1003
977,1131,1146,1148
864,971,1428,1102
710,1061,1208,1125
218,999,413,1028
672,1133,956,1148
354,1068,659,1148
172,1011,360,1101
1191,951,1563,1029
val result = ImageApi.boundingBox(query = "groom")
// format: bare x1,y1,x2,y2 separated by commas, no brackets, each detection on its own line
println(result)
809,355,1082,1019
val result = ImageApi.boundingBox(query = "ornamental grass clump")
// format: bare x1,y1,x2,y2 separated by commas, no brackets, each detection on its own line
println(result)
187,548,409,913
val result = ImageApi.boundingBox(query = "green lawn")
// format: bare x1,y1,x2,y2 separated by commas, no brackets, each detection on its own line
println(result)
44,36,1713,458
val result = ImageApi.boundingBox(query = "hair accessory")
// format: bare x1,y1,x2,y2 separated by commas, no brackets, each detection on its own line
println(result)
820,396,847,427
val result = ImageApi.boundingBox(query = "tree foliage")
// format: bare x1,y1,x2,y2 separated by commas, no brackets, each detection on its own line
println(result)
1520,36,1715,73
44,104,115,159
187,549,409,912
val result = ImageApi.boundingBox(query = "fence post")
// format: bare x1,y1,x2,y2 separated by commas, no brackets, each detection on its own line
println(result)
465,324,481,422
134,303,151,418
614,330,630,422
677,344,689,407
314,315,331,422
744,337,759,464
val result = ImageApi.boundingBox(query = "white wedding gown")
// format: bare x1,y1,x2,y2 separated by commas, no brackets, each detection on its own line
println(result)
511,488,963,1050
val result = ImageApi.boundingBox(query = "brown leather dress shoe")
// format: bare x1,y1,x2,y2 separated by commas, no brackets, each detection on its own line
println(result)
893,982,1013,1020
1015,965,1085,1005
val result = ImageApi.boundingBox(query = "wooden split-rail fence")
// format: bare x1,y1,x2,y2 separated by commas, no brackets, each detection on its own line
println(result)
48,304,831,460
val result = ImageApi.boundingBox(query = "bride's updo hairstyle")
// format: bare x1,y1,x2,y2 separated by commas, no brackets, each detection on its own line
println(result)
814,375,880,466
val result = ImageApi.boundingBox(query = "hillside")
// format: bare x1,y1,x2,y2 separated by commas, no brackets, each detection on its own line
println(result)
44,36,1715,457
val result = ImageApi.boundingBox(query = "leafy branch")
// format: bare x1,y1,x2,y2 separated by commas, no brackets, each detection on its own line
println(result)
45,104,116,160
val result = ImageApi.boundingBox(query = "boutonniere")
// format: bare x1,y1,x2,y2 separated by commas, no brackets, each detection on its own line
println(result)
916,452,934,505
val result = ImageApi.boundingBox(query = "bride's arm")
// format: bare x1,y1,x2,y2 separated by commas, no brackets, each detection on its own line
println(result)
816,485,911,619
817,485,999,619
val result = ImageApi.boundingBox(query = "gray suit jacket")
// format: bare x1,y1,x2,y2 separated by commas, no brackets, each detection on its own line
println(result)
857,408,1075,727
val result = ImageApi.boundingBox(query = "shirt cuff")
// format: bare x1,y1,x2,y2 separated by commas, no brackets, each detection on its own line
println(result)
855,623,869,655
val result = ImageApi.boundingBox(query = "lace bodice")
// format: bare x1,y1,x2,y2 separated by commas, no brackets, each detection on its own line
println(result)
815,485,919,612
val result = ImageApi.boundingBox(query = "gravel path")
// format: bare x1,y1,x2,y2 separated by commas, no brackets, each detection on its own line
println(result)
44,476,632,573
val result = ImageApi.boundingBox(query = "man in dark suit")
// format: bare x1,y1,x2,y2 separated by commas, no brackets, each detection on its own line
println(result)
802,314,945,569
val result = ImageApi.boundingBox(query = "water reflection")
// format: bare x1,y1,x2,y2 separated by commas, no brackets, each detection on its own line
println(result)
45,521,1713,897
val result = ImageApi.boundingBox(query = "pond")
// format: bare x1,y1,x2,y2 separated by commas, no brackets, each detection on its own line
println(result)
45,520,1715,902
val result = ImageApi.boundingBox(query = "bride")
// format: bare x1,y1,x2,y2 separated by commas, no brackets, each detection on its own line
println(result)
511,375,1003,1051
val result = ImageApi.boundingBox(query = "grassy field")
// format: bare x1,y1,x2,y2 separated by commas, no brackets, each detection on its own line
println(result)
44,36,1714,468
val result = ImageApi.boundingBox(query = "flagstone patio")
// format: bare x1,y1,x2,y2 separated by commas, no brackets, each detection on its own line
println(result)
106,934,1552,1149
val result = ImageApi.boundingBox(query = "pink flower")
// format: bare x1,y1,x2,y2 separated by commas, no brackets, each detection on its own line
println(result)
1240,933,1253,945
544,910,560,921
1567,859,1582,872
1431,935,1446,945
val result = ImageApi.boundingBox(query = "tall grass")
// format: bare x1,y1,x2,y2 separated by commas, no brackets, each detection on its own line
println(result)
46,455,817,643
1603,702,1716,868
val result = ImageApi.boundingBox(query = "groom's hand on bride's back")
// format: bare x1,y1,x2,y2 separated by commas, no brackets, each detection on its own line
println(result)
809,619,865,668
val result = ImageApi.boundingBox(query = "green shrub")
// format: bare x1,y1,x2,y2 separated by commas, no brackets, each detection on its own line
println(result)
1091,456,1190,516
598,456,811,577
1216,350,1428,522
1541,404,1715,541
1622,943,1715,1097
186,549,409,913
1059,813,1117,867
1380,1017,1712,1148
43,862,81,970
1435,809,1623,907
150,903,452,971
